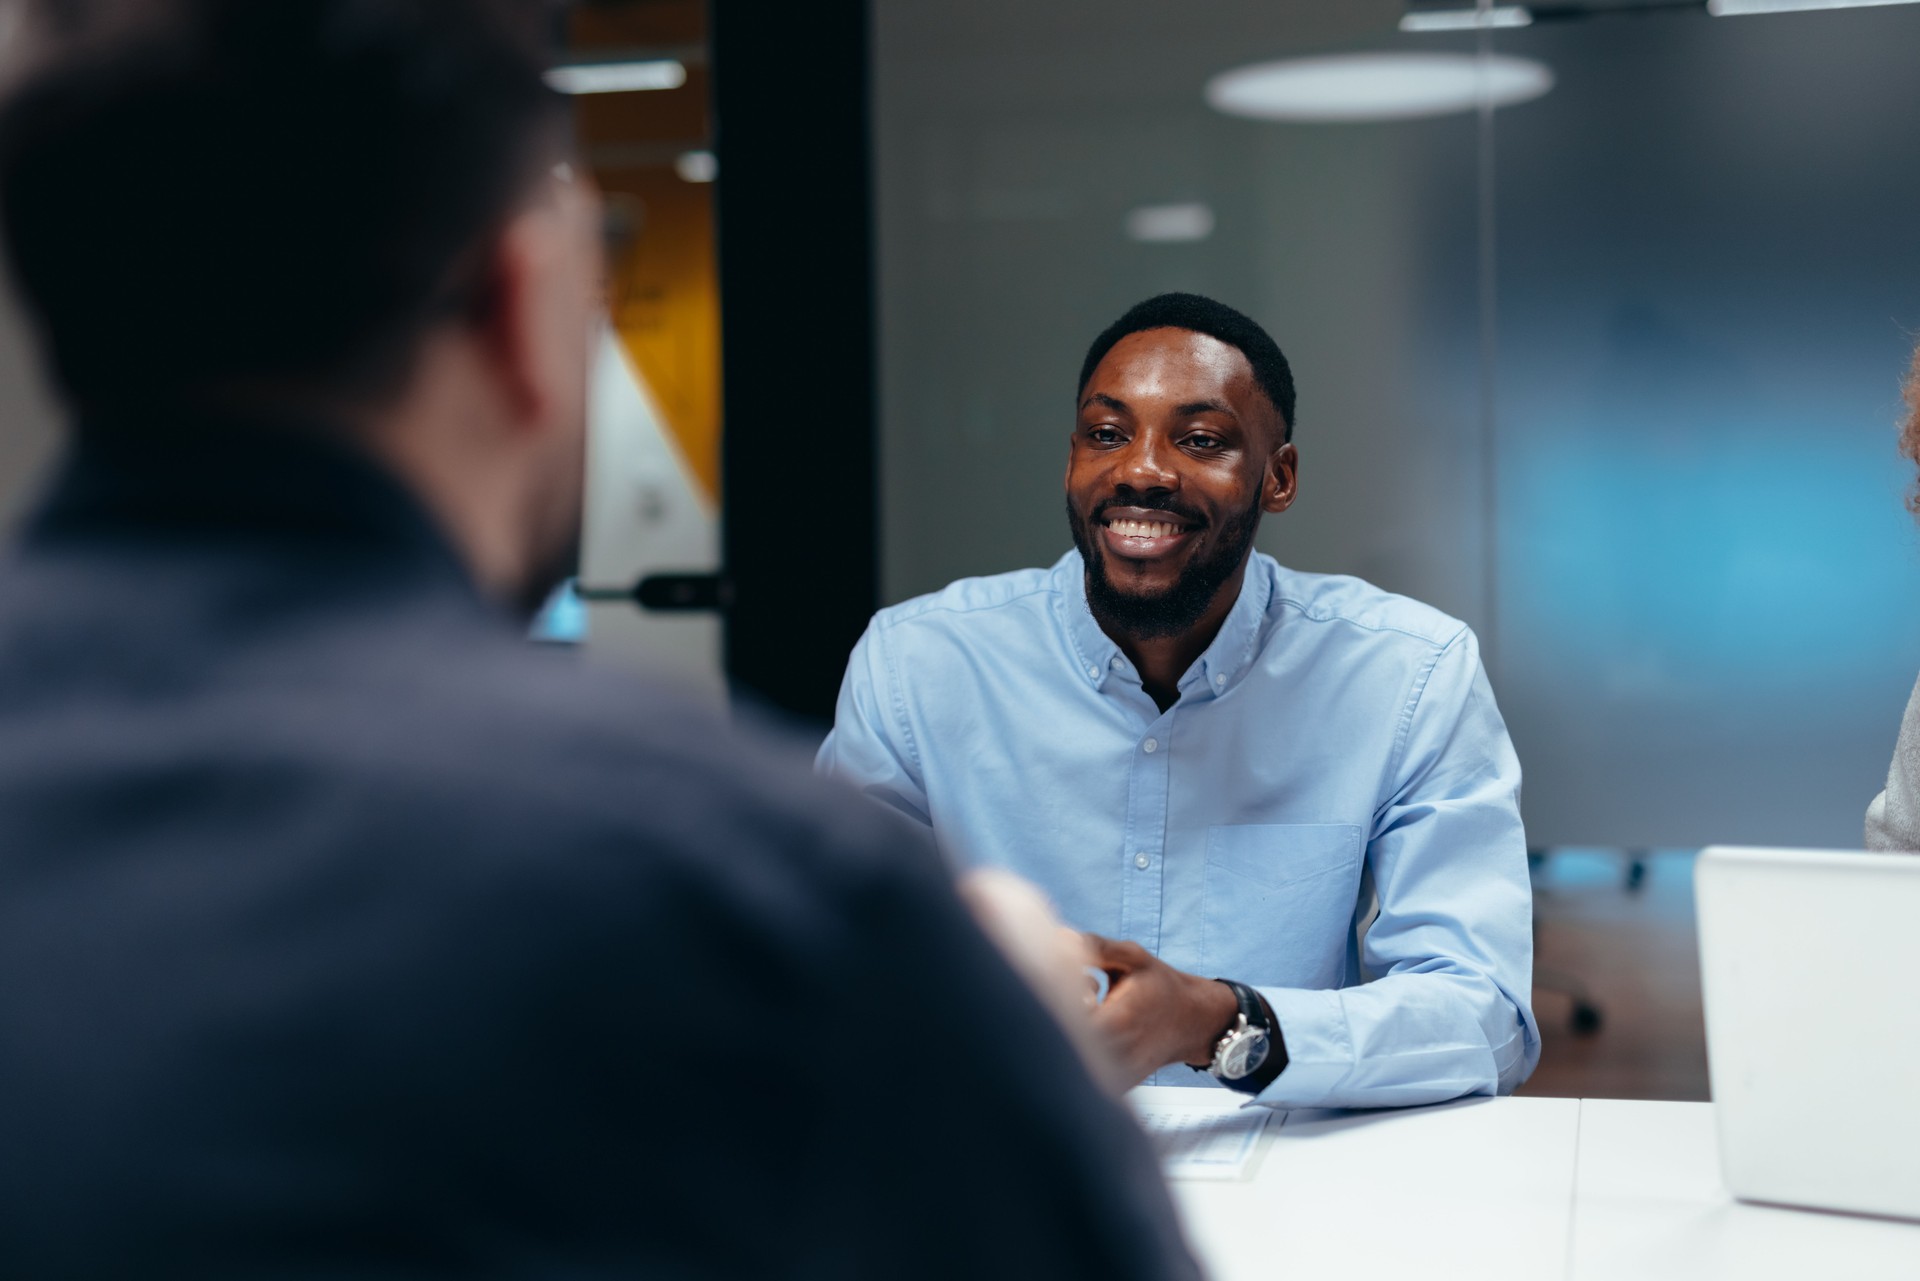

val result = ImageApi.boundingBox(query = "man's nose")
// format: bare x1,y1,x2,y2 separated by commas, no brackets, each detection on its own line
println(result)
1115,435,1179,494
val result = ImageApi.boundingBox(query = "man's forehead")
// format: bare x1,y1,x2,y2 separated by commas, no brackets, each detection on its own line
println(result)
1088,327,1255,395
1085,326,1276,430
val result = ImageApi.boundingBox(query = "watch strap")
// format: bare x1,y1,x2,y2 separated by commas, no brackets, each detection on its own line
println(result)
1211,978,1286,1095
1217,978,1267,1035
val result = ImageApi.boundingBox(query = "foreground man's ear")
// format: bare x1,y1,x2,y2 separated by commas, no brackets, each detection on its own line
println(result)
474,168,604,438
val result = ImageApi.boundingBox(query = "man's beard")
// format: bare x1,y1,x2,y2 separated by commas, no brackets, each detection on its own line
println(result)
514,521,583,623
1067,494,1262,640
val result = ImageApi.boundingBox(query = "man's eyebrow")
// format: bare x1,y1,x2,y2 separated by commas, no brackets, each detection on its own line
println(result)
1079,392,1129,413
1176,399,1237,419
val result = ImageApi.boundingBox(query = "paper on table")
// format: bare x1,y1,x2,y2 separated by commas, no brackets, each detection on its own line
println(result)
1131,1091,1273,1181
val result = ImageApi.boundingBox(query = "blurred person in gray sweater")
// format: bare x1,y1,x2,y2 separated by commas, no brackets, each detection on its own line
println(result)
0,2,1198,1277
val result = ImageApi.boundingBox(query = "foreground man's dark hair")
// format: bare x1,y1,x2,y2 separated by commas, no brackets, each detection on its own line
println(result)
0,0,566,413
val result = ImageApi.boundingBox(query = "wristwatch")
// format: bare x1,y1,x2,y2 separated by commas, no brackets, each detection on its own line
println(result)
1205,978,1282,1094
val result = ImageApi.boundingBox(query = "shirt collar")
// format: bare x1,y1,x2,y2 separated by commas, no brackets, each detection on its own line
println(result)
24,413,485,608
1053,549,1273,699
1055,550,1121,689
1191,554,1273,696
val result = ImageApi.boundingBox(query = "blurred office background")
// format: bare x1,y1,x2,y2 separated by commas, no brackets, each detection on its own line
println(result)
877,0,1920,855
6,0,1920,1098
868,0,1920,1099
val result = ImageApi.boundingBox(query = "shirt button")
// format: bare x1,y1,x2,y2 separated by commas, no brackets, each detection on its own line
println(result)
1214,674,1227,687
1142,737,1158,753
1134,852,1151,870
1110,656,1124,670
1087,665,1099,679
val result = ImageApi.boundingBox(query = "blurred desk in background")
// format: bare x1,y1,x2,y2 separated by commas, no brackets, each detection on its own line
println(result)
1140,1089,1920,1281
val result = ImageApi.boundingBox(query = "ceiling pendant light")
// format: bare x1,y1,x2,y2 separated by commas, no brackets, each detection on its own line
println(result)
1400,5,1535,31
1206,52,1554,124
544,59,687,96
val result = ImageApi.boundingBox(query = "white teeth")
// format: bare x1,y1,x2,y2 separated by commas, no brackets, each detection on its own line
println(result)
1110,518,1180,538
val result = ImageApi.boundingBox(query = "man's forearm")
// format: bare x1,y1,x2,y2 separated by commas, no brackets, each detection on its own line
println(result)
1248,969,1533,1110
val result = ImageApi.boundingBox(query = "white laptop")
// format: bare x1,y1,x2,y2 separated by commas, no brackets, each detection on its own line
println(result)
1695,845,1920,1221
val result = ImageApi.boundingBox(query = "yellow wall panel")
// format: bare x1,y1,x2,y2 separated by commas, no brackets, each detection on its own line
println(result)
596,166,721,507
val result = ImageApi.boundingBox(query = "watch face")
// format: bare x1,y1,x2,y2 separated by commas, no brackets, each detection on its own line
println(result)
1219,1028,1269,1080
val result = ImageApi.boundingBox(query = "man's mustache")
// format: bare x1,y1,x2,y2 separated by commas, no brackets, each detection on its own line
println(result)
1090,495,1209,528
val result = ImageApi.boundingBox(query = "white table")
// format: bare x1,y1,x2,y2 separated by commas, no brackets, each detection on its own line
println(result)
1571,1099,1920,1281
1140,1089,1920,1281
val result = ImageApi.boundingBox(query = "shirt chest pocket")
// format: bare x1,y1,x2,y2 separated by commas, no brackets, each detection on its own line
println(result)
1201,823,1363,989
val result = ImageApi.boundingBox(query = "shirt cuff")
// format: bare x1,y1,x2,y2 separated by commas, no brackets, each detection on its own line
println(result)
1247,985,1353,1109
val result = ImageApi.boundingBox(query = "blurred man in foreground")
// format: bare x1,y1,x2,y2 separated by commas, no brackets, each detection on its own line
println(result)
0,3,1196,1277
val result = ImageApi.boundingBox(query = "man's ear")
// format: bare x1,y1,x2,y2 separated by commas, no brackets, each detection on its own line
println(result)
471,184,599,435
1262,440,1299,515
470,213,549,430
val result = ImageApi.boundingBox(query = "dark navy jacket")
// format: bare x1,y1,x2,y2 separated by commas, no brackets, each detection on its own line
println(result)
0,423,1197,1280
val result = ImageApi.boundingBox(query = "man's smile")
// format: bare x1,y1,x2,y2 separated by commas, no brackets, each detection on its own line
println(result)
1098,505,1201,561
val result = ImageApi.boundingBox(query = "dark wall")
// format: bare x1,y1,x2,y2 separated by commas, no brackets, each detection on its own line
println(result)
712,0,878,726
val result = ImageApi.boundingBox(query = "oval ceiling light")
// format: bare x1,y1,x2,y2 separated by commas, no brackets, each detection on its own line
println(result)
1126,203,1215,243
1206,52,1553,124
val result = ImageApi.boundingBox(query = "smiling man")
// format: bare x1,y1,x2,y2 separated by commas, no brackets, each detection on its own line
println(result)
819,293,1539,1109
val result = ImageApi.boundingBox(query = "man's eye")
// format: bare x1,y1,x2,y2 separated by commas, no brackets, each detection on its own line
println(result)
1186,434,1222,450
1088,427,1124,445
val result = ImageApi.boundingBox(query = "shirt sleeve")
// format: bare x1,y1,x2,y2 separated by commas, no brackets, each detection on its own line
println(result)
814,621,934,827
1865,670,1920,852
1250,625,1540,1109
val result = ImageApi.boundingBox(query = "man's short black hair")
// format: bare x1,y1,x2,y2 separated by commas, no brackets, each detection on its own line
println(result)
0,0,568,416
1077,293,1297,442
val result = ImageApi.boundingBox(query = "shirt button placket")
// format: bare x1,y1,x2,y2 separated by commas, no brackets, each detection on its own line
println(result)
1130,724,1171,953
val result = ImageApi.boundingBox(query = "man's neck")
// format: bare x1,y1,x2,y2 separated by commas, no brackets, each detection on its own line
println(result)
352,339,536,610
1093,560,1250,714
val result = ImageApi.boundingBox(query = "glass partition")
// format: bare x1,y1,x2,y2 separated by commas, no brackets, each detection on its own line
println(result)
874,0,1920,847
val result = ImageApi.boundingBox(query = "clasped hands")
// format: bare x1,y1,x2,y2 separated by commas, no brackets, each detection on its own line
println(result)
959,870,1237,1091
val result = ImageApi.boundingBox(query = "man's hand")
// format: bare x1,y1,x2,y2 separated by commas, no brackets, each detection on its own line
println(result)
957,870,1142,1091
1086,935,1239,1087
957,870,1096,1024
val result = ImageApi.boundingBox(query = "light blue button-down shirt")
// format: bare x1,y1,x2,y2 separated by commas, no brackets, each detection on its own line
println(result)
818,550,1539,1110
